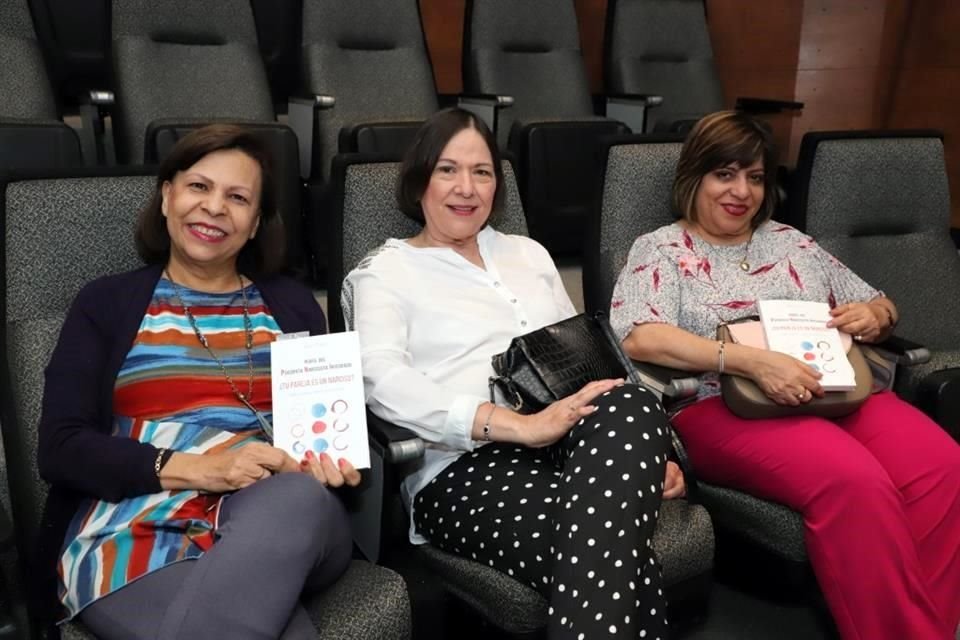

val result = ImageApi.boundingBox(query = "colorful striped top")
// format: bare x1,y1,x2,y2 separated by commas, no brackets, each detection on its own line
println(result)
57,277,283,618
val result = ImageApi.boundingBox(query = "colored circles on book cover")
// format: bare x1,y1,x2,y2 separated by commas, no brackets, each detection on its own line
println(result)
271,332,370,468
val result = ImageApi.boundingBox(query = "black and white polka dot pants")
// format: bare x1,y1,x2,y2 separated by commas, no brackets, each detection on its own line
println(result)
414,384,672,639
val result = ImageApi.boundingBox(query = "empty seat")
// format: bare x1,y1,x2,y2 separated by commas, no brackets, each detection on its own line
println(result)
0,0,82,170
109,0,311,272
604,0,802,134
463,0,629,257
297,0,438,182
110,0,275,164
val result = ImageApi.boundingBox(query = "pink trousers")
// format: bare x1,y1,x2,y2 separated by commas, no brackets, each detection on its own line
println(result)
673,391,960,640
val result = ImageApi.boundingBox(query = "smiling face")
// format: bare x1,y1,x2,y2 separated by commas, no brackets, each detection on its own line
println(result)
692,158,765,243
418,126,496,247
161,148,262,278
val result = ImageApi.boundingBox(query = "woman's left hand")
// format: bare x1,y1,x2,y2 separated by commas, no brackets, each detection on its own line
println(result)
662,461,686,500
300,451,362,488
827,302,884,343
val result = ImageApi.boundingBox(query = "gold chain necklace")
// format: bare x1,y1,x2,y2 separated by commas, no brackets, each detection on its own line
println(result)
164,270,274,439
699,231,755,272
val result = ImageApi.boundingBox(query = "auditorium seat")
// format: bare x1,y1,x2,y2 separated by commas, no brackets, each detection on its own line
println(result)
330,152,715,634
583,134,935,613
463,0,630,258
0,168,412,639
604,0,803,134
0,0,82,171
293,0,438,183
792,130,960,441
107,0,311,273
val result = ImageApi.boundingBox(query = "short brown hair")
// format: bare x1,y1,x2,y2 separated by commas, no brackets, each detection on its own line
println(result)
396,108,505,224
135,123,286,275
672,111,779,228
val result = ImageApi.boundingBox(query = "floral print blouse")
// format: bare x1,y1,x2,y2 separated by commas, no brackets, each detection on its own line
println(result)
609,221,879,404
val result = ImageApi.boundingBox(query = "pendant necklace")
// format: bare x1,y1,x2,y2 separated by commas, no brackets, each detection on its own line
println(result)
737,233,754,272
164,270,274,439
702,231,754,272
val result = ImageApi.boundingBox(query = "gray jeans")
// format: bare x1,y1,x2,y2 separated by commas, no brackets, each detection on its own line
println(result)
78,472,353,640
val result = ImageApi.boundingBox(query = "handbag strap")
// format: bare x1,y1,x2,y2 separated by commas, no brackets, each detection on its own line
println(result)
488,375,524,411
593,310,642,387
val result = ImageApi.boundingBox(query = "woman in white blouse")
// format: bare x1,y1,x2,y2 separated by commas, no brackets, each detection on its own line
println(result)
343,108,683,639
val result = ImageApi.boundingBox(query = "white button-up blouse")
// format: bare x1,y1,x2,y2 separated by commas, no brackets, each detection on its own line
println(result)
342,226,576,542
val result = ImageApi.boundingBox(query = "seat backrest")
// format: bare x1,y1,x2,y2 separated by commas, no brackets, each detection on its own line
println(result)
251,0,302,106
301,0,439,181
328,154,528,332
793,131,960,350
0,0,58,121
0,170,153,548
604,0,723,132
111,0,276,164
463,0,594,124
583,136,684,314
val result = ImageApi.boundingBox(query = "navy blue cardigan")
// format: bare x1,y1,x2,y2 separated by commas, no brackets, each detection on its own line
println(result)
35,264,326,615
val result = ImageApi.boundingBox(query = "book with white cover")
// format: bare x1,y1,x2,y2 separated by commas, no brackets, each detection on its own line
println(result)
270,331,370,468
756,300,857,392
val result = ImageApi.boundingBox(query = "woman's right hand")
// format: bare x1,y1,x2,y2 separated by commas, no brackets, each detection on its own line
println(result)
748,350,824,406
520,378,623,448
165,443,300,493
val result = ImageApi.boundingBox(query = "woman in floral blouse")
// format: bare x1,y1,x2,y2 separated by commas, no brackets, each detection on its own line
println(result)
610,111,960,640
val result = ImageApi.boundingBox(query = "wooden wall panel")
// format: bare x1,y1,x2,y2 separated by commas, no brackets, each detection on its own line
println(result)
789,0,890,163
420,0,465,95
574,0,607,93
885,0,960,226
706,1,803,167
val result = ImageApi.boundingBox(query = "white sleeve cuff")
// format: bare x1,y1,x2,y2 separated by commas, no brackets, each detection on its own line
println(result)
442,395,487,451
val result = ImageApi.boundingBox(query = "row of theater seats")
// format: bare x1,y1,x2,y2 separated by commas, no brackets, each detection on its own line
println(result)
1,129,957,638
1,0,803,273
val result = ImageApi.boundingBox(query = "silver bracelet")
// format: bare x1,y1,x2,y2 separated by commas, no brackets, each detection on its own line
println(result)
718,340,726,374
482,404,496,442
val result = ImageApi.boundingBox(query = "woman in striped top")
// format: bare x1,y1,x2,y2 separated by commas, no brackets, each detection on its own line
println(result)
37,125,360,639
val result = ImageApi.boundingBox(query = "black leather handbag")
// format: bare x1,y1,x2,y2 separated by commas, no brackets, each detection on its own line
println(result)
488,312,639,414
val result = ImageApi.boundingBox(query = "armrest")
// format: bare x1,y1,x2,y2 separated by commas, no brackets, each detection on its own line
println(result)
667,426,700,503
865,334,931,366
78,89,116,166
605,93,664,134
458,94,515,107
287,95,336,179
605,93,664,106
734,97,804,114
0,501,13,554
632,361,700,399
458,94,514,139
366,410,425,464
